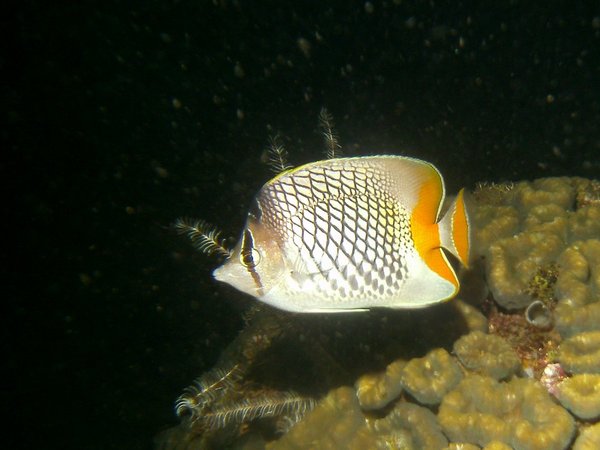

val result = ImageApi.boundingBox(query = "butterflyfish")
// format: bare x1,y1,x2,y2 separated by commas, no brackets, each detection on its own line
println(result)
213,155,470,313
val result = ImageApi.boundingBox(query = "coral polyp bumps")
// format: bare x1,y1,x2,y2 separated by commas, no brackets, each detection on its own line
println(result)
157,176,600,449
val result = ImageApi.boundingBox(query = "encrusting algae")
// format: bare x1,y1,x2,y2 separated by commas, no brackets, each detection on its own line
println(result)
158,118,599,449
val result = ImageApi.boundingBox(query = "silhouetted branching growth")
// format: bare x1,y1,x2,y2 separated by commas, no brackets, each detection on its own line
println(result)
201,390,316,430
267,134,292,173
319,108,342,159
175,364,242,418
173,217,231,258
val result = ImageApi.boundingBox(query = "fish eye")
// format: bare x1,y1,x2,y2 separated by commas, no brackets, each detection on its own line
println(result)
240,248,261,268
240,228,261,268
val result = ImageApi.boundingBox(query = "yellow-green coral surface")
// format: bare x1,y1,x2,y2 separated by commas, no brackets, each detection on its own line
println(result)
473,178,600,312
558,331,600,374
453,330,521,380
573,423,600,450
556,374,600,420
438,374,575,450
355,359,405,410
266,387,371,450
400,348,462,405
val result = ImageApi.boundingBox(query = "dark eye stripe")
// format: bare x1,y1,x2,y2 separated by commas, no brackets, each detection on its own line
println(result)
241,229,255,266
240,229,264,295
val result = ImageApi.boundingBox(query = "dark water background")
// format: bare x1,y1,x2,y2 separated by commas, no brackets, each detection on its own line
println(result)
5,0,599,449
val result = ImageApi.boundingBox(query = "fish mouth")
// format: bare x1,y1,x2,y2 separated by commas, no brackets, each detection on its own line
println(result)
211,264,225,282
212,262,267,298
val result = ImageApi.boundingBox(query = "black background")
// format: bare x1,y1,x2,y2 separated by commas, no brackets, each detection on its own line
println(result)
4,1,599,449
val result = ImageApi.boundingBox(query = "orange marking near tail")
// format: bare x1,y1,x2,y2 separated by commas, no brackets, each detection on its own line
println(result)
410,176,458,289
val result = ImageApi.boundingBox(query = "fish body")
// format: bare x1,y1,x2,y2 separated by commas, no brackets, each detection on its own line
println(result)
213,155,470,313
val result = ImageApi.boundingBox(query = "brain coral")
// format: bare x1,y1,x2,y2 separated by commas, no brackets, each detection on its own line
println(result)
444,444,481,450
482,442,514,450
554,239,600,338
555,302,600,339
266,387,371,450
472,177,600,311
438,374,575,450
370,402,448,449
555,374,600,420
444,441,514,450
558,330,600,374
573,422,600,450
452,299,488,333
268,387,450,449
453,330,521,380
355,359,405,410
400,348,463,405
554,240,600,309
